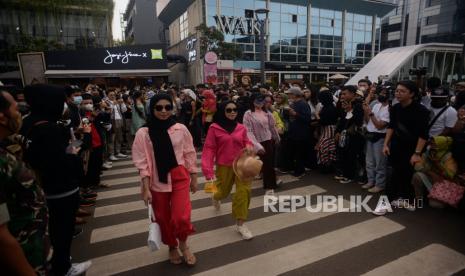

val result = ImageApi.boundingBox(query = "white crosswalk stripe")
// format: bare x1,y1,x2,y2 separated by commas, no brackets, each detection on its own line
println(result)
75,152,465,276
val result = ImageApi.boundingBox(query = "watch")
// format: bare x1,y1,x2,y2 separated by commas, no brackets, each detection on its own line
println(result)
414,150,422,155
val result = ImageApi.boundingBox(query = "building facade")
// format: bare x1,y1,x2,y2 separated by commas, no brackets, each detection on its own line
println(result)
158,0,396,86
124,0,166,45
0,0,113,73
381,0,465,49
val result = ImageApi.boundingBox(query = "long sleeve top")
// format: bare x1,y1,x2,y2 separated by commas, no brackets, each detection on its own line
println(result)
132,124,198,192
288,100,312,140
243,110,280,152
201,123,252,179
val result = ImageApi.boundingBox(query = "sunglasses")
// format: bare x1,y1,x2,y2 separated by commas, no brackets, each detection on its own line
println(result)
154,104,173,112
225,108,238,113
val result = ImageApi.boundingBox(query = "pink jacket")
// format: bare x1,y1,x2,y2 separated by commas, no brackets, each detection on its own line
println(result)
132,124,198,192
201,123,252,180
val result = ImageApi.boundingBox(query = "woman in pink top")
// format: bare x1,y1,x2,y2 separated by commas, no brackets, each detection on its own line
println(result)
132,94,198,266
201,101,255,240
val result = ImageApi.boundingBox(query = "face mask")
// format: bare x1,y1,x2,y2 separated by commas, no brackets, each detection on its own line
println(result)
73,96,83,105
378,95,388,102
431,99,446,108
82,104,94,111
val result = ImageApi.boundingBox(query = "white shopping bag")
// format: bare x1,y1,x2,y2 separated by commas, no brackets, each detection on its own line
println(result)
147,205,162,251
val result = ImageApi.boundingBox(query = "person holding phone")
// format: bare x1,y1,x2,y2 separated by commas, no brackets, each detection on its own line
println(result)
132,94,198,266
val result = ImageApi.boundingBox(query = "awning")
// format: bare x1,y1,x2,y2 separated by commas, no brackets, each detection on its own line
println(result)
44,69,171,78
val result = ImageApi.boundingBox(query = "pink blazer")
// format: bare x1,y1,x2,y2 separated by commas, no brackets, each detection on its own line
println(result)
132,124,198,192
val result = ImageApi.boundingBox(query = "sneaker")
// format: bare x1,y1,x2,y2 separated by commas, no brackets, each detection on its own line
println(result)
362,183,374,189
236,224,253,240
115,153,128,159
102,162,112,169
212,197,221,211
334,175,344,180
368,186,384,193
106,161,113,165
276,168,290,174
109,155,119,161
339,178,353,184
305,167,312,172
372,201,390,216
276,179,284,186
65,260,92,276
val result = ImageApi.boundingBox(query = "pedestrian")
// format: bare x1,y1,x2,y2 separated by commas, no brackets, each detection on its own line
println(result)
362,86,390,193
0,90,50,275
243,93,280,195
274,92,293,173
201,101,255,240
131,91,147,136
427,87,457,137
452,82,465,110
107,90,128,161
316,90,338,173
132,93,198,266
182,89,202,149
201,89,217,135
374,81,430,215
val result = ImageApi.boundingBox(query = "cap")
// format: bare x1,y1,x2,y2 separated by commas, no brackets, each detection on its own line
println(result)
430,87,448,98
287,87,303,96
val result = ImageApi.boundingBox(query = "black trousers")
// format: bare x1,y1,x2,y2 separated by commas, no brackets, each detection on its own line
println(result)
258,140,277,189
387,140,416,201
277,133,292,171
48,191,80,276
85,146,104,187
289,139,307,175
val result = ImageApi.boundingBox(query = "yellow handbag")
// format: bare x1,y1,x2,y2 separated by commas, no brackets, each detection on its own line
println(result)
204,180,218,193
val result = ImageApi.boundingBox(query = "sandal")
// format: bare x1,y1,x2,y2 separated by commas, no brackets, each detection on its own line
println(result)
169,247,182,265
180,246,196,266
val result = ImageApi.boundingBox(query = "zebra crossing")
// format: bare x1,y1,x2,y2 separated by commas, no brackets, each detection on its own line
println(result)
72,151,465,276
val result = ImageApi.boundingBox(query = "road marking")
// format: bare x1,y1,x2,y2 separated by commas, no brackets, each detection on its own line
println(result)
194,217,404,276
361,244,465,276
102,167,137,177
87,197,344,276
108,160,134,168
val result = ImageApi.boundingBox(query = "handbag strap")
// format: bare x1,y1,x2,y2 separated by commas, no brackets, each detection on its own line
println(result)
428,105,449,131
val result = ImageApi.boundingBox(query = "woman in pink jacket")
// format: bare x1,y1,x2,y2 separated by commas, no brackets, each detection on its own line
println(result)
201,101,255,240
132,94,198,266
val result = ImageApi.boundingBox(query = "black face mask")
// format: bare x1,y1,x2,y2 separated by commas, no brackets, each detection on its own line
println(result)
431,99,447,108
378,95,388,103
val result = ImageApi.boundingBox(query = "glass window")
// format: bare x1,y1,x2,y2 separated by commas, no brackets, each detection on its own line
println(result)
271,44,280,53
281,4,298,14
281,13,291,23
298,47,307,54
270,35,280,45
271,54,280,61
282,54,297,62
346,13,354,22
298,6,307,15
334,19,342,28
298,37,307,46
320,18,332,27
270,2,280,12
311,48,318,55
310,55,318,63
311,17,319,26
179,11,188,40
207,16,216,27
365,31,372,42
298,55,307,62
222,7,234,16
281,46,297,53
366,16,373,24
334,57,341,63
270,22,280,36
207,0,216,6
320,56,333,63
355,14,366,23
353,30,365,42
311,8,319,17
297,25,306,36
335,11,342,19
320,26,333,36
282,23,297,36
298,15,307,24
255,1,266,9
311,39,319,47
223,0,234,7
320,9,334,18
334,27,342,36
320,40,333,48
234,0,251,9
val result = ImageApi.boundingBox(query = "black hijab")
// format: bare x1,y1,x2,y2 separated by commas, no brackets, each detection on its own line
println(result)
147,93,178,184
213,101,238,134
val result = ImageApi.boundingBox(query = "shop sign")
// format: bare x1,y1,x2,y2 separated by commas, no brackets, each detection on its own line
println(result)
186,37,198,62
204,51,218,64
204,63,218,84
45,44,167,70
214,15,261,35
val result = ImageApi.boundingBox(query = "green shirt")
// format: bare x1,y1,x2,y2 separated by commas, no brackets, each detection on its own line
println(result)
0,144,50,275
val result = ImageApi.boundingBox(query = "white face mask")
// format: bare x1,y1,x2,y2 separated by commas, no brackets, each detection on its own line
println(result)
82,104,94,111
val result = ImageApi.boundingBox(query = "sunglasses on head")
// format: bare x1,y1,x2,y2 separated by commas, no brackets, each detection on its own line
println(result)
225,108,238,113
154,104,173,112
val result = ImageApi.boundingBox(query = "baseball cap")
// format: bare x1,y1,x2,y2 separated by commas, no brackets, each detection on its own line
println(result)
430,87,448,98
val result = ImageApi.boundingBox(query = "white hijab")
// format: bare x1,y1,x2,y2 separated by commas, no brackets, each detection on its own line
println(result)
183,89,197,101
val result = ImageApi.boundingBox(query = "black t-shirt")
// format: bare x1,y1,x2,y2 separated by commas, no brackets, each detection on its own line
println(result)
388,101,430,148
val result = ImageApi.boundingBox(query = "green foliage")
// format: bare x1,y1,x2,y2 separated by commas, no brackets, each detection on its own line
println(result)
196,23,242,60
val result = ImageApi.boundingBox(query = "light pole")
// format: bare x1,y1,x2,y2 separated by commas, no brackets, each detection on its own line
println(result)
255,8,269,85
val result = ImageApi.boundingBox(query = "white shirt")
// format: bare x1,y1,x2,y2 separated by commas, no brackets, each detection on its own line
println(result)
308,102,322,120
366,103,390,133
111,102,127,120
428,105,457,137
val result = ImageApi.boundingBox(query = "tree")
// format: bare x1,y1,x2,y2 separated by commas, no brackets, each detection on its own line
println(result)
196,24,242,60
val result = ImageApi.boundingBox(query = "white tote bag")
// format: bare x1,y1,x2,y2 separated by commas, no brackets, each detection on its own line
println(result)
147,205,162,251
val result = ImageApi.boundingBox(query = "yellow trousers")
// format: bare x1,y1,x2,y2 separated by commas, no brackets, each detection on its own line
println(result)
213,165,251,220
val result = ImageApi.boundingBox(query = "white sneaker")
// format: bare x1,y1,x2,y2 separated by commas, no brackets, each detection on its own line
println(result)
109,155,119,161
372,202,390,216
115,153,128,159
65,260,92,276
236,224,253,240
277,179,284,186
368,186,384,193
212,197,221,211
102,162,112,169
106,161,113,165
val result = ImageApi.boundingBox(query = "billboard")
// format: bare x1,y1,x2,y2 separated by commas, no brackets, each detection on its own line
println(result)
45,44,167,70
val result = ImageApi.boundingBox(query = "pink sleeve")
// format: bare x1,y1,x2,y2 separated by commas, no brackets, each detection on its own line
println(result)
201,126,217,180
132,128,150,178
241,125,253,148
182,126,198,174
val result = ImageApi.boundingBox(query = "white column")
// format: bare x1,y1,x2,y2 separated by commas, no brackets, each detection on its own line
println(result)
341,10,346,64
371,15,376,58
306,2,311,63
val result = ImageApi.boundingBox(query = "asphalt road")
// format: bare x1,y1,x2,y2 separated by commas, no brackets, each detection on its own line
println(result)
72,152,465,276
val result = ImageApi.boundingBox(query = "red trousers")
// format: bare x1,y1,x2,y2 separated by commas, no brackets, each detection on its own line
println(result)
150,165,195,247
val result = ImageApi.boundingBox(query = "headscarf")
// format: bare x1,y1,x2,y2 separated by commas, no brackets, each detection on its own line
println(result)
183,89,197,102
147,94,178,184
274,93,289,109
202,89,217,123
213,101,238,134
429,136,453,161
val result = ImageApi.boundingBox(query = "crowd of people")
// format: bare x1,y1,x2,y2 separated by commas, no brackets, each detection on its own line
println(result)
0,77,464,273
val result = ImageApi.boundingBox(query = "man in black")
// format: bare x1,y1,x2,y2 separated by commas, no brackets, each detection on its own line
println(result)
287,86,312,178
